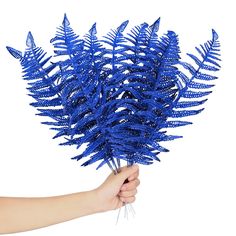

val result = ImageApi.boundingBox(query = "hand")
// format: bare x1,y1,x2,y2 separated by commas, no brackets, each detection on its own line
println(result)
0,165,139,234
95,165,140,212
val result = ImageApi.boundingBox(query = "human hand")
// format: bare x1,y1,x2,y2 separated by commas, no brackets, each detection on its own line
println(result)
95,165,140,212
0,165,139,234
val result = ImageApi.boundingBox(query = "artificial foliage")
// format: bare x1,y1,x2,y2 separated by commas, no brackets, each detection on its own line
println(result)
7,14,221,172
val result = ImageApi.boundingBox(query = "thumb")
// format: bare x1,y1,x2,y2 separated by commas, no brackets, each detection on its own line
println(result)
115,165,139,184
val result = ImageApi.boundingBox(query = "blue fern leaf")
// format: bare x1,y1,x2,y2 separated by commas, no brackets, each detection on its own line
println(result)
146,18,161,46
102,20,128,45
181,90,212,98
173,29,221,121
170,108,204,118
117,20,129,32
7,17,221,171
50,14,83,57
84,23,103,52
151,142,169,152
174,99,208,108
26,31,36,48
7,32,71,142
6,46,22,59
158,133,183,141
105,30,182,165
101,21,129,73
161,120,192,128
187,81,215,89
30,98,62,107
81,149,106,167
125,23,148,56
50,16,105,156
95,158,114,170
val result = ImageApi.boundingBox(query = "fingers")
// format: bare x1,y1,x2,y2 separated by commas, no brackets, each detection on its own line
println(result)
119,189,137,198
118,178,139,204
117,165,139,183
121,179,140,191
115,165,140,205
128,168,139,181
120,196,136,204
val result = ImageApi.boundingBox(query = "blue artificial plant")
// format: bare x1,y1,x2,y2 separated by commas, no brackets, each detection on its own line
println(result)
7,14,221,172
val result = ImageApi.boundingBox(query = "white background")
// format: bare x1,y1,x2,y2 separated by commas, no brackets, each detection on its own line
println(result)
0,0,235,235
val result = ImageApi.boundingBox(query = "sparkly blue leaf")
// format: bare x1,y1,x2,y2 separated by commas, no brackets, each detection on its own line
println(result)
63,13,70,26
30,98,62,107
118,20,129,32
188,81,215,89
170,108,204,118
147,18,160,45
181,90,212,98
161,120,192,128
81,149,106,166
174,99,208,108
6,46,22,59
26,31,36,48
160,134,183,141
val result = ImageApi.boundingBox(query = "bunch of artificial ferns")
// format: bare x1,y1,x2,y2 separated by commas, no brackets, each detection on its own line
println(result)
7,14,221,172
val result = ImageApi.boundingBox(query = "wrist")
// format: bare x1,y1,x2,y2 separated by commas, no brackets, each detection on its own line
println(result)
92,188,107,213
78,190,103,215
59,190,103,219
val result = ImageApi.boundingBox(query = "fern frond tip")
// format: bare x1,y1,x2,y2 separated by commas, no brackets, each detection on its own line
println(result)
151,17,161,30
6,46,22,59
63,13,70,26
89,23,97,35
212,29,219,41
117,20,129,32
26,31,36,48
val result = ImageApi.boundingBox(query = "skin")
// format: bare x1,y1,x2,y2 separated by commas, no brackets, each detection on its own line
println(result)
0,165,139,234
